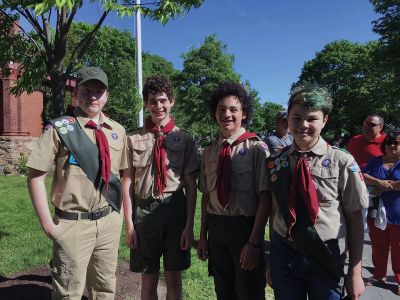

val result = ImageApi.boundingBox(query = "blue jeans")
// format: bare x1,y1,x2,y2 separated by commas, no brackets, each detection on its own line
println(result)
270,233,342,300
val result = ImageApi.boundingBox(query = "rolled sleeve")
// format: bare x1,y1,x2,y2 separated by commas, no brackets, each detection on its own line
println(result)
26,127,59,172
339,155,369,213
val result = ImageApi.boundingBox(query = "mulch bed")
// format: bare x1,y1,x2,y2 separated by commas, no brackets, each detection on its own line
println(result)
0,261,166,300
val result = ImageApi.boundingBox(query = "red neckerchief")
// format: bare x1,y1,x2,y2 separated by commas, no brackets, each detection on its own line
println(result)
287,156,319,238
216,131,257,208
85,120,111,191
145,117,175,195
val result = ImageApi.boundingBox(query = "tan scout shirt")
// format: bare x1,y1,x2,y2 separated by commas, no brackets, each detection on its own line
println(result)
269,137,369,241
199,128,270,217
127,125,199,200
27,108,128,212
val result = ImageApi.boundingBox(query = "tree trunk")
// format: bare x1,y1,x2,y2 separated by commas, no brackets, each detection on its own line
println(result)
49,69,66,117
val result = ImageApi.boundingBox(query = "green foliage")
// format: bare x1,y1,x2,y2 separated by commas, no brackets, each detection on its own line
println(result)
174,34,241,138
298,40,395,136
16,154,29,175
245,81,266,134
370,0,400,119
262,101,285,133
0,0,204,117
66,22,178,131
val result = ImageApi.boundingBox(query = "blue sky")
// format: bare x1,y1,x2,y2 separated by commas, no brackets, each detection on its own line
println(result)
32,0,380,105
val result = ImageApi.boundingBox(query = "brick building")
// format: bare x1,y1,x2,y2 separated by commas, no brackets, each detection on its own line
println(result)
0,62,77,175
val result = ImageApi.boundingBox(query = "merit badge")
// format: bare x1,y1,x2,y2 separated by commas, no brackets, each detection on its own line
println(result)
54,121,63,127
173,135,180,142
322,158,331,167
276,164,282,171
111,133,118,140
274,158,280,165
61,118,69,125
66,125,74,131
59,127,68,134
268,161,275,169
271,174,277,182
270,168,276,175
68,117,75,123
239,148,247,156
282,161,289,168
280,154,288,161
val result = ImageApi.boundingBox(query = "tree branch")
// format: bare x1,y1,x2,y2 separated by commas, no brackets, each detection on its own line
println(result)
64,10,109,79
0,9,43,53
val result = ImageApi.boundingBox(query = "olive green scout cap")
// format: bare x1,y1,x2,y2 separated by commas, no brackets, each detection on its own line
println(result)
77,67,108,88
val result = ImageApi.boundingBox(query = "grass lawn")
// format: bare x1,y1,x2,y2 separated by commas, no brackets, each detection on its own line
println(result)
0,176,273,299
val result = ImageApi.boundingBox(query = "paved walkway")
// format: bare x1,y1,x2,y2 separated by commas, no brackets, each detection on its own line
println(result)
342,235,399,299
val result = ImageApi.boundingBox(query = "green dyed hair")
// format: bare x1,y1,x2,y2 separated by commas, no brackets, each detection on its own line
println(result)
288,82,333,116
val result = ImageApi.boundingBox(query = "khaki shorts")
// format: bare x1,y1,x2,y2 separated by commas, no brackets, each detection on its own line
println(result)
130,189,190,274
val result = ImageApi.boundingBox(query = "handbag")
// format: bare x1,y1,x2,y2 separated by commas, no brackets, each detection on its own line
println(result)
374,198,387,230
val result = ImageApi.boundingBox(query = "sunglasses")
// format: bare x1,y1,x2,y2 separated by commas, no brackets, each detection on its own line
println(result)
365,121,381,128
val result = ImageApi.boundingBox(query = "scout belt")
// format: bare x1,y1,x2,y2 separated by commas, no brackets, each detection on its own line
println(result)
50,115,122,212
55,206,112,221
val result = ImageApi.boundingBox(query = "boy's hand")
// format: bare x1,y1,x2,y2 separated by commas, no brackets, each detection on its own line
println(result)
125,224,138,249
345,272,365,300
180,226,194,250
239,243,260,270
197,236,208,260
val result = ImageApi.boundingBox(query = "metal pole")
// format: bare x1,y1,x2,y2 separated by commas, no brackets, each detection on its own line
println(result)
136,0,143,127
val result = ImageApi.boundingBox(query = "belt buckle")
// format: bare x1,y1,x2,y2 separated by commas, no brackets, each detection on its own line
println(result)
89,211,102,220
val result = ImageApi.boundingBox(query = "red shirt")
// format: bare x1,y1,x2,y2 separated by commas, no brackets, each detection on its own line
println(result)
346,133,386,169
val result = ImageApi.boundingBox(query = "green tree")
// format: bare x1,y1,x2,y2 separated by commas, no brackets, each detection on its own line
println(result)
298,40,393,135
0,0,203,117
262,101,285,133
174,34,241,138
245,80,265,134
370,0,400,79
66,22,177,131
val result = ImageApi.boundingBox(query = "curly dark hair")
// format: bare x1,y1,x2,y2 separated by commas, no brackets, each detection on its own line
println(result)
209,82,253,126
142,75,174,102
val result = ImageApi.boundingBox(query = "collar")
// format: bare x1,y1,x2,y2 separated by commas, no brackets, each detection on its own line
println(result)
74,107,112,130
218,127,246,146
287,137,328,156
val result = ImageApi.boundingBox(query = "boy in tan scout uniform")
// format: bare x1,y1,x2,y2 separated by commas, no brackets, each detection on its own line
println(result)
122,75,198,300
197,82,270,300
27,67,128,300
266,83,369,300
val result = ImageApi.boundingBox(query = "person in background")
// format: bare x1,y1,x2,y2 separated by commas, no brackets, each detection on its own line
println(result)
27,67,128,300
347,114,386,170
265,110,293,156
197,82,270,299
343,114,387,261
362,130,400,295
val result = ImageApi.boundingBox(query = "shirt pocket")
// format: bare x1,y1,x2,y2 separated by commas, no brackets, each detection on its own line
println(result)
131,142,152,168
231,162,253,192
311,167,340,205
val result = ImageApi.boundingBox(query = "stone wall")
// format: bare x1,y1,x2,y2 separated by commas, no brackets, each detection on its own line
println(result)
0,136,37,175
